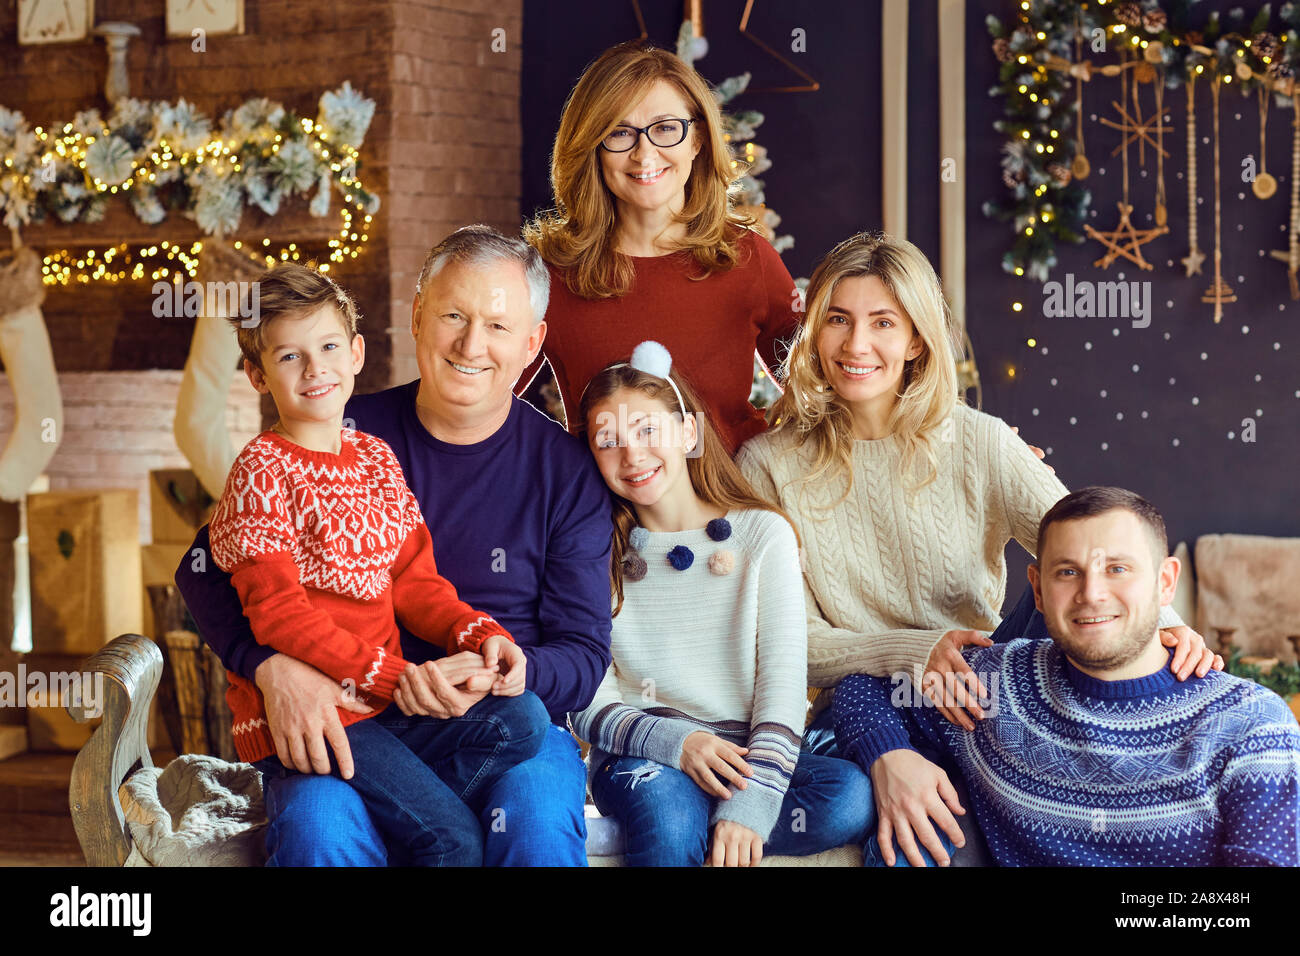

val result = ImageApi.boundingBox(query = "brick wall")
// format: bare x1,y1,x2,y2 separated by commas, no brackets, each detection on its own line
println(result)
0,371,261,543
386,0,525,385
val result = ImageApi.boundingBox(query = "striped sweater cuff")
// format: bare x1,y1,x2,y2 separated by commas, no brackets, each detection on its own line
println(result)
709,725,802,842
356,647,407,701
1156,604,1183,630
575,702,699,770
453,613,510,654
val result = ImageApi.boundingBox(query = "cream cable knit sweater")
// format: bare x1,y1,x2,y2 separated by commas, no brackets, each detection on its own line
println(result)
737,402,1180,689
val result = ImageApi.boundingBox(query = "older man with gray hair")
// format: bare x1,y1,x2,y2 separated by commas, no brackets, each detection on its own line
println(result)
177,225,614,866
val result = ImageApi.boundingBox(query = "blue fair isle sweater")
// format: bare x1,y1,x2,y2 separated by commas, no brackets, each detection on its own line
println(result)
834,639,1300,866
175,385,614,724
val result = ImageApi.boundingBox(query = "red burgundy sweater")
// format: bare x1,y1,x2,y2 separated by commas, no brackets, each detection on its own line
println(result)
208,428,511,763
517,228,799,454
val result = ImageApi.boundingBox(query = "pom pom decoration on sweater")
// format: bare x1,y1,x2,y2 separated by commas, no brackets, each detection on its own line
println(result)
629,527,650,553
706,518,732,542
667,545,695,571
708,550,735,575
622,552,648,582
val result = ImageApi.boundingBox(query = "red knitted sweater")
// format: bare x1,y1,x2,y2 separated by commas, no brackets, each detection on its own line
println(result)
517,228,799,454
208,428,511,763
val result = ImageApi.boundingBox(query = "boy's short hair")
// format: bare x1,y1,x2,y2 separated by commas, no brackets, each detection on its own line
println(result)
229,263,361,369
1035,486,1169,566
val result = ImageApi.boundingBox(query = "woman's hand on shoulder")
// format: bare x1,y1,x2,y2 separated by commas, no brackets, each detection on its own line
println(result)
922,630,995,730
1159,625,1224,680
680,731,752,799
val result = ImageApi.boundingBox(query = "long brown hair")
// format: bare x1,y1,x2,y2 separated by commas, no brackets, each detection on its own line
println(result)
524,40,753,299
579,362,799,616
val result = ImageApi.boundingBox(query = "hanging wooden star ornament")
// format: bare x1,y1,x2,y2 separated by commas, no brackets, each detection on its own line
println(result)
1099,82,1170,164
1085,52,1166,270
1085,202,1167,270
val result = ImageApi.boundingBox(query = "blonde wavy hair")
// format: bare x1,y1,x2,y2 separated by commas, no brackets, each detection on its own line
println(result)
523,40,753,299
766,231,963,505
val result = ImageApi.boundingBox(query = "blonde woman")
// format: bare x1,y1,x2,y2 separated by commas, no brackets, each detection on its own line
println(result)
520,41,798,454
735,231,1223,866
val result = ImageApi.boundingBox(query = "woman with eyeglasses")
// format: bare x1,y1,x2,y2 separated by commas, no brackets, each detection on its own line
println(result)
520,41,799,454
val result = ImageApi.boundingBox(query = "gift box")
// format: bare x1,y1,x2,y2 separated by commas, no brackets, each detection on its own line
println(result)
149,470,216,545
28,490,142,655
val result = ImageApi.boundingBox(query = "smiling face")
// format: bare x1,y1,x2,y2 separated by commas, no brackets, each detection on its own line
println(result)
246,304,364,431
410,257,546,422
586,386,698,513
598,79,701,223
816,274,924,427
1028,508,1179,676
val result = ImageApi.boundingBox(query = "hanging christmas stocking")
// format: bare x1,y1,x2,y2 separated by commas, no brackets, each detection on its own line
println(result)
173,239,263,500
0,246,64,501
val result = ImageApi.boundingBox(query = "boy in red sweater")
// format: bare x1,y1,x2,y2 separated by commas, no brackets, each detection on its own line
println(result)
207,263,548,866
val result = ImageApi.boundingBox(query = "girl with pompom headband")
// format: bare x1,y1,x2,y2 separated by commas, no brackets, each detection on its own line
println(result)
577,340,795,612
570,343,874,868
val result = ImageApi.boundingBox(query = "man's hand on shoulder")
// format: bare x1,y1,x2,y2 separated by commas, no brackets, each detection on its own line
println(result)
254,653,372,780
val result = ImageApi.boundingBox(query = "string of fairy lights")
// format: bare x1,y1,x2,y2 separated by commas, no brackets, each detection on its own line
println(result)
988,0,1300,282
28,115,373,286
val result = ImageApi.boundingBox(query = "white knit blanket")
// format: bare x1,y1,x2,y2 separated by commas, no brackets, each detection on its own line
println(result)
120,754,267,867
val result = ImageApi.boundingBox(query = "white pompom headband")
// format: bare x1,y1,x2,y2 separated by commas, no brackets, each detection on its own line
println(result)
581,340,689,414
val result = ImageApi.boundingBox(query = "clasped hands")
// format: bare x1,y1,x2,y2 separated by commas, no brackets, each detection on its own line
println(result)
254,636,525,781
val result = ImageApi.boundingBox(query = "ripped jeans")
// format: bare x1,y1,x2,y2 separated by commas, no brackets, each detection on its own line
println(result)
590,750,873,867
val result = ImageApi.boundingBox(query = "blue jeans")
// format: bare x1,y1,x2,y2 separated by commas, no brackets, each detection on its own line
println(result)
806,584,1043,867
260,720,588,866
255,691,549,867
590,749,873,867
802,709,957,868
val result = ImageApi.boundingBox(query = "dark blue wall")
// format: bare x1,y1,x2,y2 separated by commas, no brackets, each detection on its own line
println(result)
521,1,1300,610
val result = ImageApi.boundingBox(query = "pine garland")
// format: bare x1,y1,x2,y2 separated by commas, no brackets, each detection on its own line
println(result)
986,0,1300,282
0,83,379,239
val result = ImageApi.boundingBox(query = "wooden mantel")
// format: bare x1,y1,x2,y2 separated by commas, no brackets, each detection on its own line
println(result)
15,201,352,250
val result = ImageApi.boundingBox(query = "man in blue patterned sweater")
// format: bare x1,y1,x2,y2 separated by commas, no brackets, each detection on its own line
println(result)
835,486,1300,866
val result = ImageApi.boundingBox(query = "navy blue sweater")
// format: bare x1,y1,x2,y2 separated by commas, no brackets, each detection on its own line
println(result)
175,384,614,724
834,639,1300,866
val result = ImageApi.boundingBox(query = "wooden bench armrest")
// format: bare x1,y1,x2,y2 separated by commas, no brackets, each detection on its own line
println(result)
67,634,163,867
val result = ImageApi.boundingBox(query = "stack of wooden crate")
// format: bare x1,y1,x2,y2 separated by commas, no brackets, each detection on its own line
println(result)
23,490,141,752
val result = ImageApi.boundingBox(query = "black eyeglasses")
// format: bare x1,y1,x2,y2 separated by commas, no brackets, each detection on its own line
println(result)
600,118,696,153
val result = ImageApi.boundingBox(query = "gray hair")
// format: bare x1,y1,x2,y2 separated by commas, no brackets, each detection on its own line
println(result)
415,224,550,326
